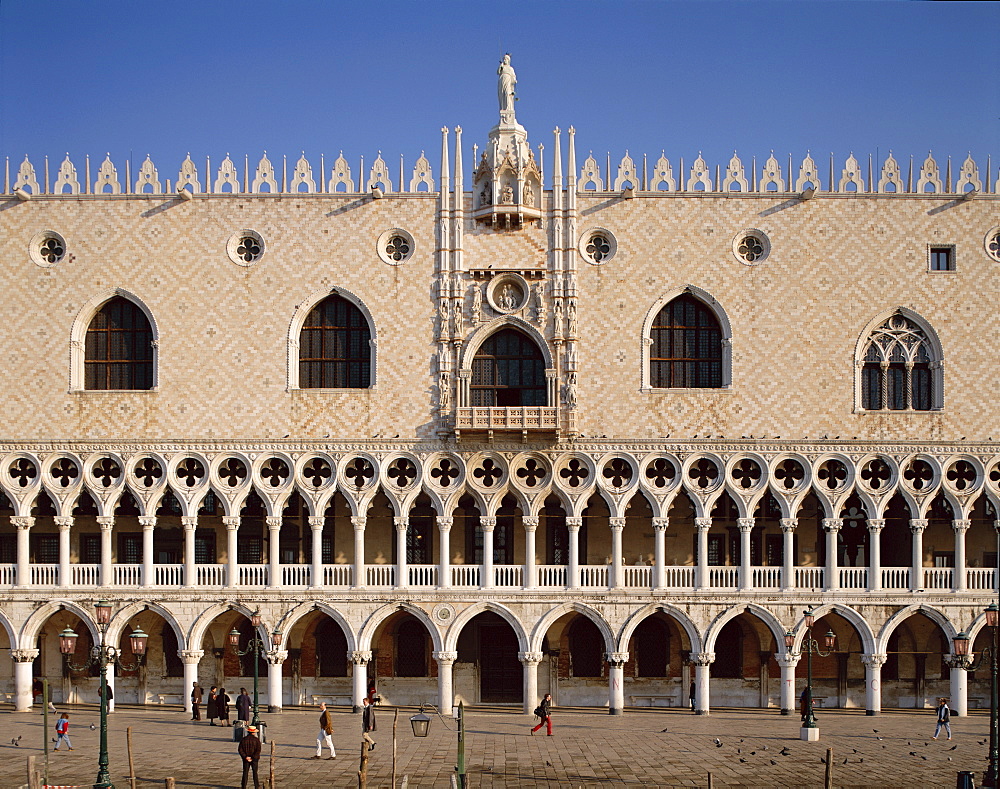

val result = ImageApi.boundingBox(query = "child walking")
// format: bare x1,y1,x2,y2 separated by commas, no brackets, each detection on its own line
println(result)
54,712,73,751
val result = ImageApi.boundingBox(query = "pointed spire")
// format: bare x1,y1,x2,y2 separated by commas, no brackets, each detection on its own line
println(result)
440,126,450,211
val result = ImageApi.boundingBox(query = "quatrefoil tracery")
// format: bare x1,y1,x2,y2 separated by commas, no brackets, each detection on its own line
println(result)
902,459,934,491
946,460,977,492
133,457,163,488
51,457,80,488
9,458,38,488
176,457,206,488
218,457,248,488
91,457,122,488
302,457,333,489
430,458,460,487
344,457,375,490
644,458,676,489
386,457,417,489
774,458,805,490
515,458,547,488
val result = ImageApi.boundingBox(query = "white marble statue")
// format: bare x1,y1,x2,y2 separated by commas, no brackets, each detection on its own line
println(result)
497,54,517,117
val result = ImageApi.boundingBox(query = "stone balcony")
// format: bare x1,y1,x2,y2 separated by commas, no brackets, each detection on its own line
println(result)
454,406,559,438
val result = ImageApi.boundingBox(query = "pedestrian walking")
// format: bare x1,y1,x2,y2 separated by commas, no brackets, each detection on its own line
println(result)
689,680,696,712
191,682,203,721
313,702,336,759
238,724,262,789
207,685,219,726
236,687,252,722
218,687,232,725
531,693,553,736
361,696,376,750
54,713,73,751
933,697,952,740
800,687,812,722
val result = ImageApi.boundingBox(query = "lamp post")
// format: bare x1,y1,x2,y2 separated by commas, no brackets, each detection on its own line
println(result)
228,609,281,729
58,600,148,789
786,607,836,742
409,701,466,788
952,603,1000,786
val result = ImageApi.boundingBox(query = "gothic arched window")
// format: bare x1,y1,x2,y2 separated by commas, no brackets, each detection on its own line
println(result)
470,328,546,406
84,296,154,390
650,294,723,388
299,294,371,388
860,313,939,411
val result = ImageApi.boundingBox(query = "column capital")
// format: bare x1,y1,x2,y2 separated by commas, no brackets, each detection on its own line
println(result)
436,516,454,531
692,652,715,666
694,517,712,532
822,518,843,533
522,516,539,532
737,517,754,533
308,516,325,529
394,516,409,532
181,515,198,529
861,653,888,670
652,517,669,531
222,515,240,530
518,651,544,665
605,651,629,667
432,650,458,665
10,516,34,529
480,517,496,532
609,517,626,531
909,518,929,534
351,516,367,531
266,649,288,665
867,518,886,533
566,516,582,532
350,650,373,665
775,652,800,668
179,649,204,664
55,516,74,530
138,515,156,529
11,648,39,663
779,518,797,533
97,516,115,531
953,518,972,533
265,515,282,530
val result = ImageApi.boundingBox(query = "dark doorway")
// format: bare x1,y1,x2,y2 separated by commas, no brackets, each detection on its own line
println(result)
457,612,522,703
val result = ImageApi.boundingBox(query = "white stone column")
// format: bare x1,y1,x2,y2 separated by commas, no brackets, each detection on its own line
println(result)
12,649,38,712
308,516,324,589
910,518,928,591
352,516,366,589
606,652,628,715
695,517,711,590
98,516,115,587
823,518,842,591
523,516,538,589
437,516,453,589
180,650,204,715
861,653,886,715
266,515,281,588
181,515,198,588
519,651,543,714
867,519,885,592
350,651,372,712
434,651,457,716
56,516,73,588
139,516,155,587
609,517,625,589
652,517,668,590
950,656,969,717
776,652,800,715
395,516,409,589
780,518,797,591
223,516,240,588
953,519,971,592
480,516,496,589
567,516,582,589
737,517,754,591
693,652,714,715
103,663,115,712
13,516,33,588
266,650,287,712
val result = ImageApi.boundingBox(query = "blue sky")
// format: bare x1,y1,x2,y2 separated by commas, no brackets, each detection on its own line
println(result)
1,1,997,185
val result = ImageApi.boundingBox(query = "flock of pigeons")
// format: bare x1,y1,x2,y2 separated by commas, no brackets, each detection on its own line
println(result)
9,723,96,746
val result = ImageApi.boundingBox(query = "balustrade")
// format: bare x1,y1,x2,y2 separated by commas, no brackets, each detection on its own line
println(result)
709,567,739,588
72,564,100,586
113,564,142,586
0,563,13,586
922,567,953,589
623,566,652,588
281,564,311,587
493,564,523,587
366,564,395,587
967,568,996,591
536,565,567,587
662,566,696,588
881,567,910,589
751,566,782,589
29,563,59,586
579,565,608,588
794,567,824,589
196,564,226,586
839,567,868,589
450,565,480,587
323,565,352,586
408,565,438,587
237,564,268,587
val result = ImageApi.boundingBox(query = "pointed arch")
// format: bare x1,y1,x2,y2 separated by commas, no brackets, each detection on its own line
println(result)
875,604,958,654
617,602,701,654
704,604,787,655
357,602,443,653
188,602,276,653
854,307,943,412
529,602,615,654
70,288,159,391
458,318,554,408
788,603,876,655
277,602,358,653
443,601,528,653
641,285,732,391
20,599,101,647
287,286,377,390
0,607,17,648
105,601,185,650
459,316,554,370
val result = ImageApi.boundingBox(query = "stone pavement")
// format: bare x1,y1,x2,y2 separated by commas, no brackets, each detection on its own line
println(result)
0,704,990,788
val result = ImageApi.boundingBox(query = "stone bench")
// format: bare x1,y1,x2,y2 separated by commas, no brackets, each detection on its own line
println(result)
629,694,677,708
969,696,988,709
309,694,353,707
156,693,185,705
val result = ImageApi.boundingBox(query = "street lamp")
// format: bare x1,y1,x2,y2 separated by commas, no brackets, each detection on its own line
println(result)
228,609,281,729
58,600,148,789
408,701,466,788
787,607,836,741
952,603,1000,787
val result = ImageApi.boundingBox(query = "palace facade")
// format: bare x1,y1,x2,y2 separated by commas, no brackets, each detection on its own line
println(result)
1,62,999,718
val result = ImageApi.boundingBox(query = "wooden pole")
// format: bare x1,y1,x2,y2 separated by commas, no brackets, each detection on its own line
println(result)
164,779,175,789
706,771,713,789
825,747,833,789
127,726,137,789
392,708,398,789
358,741,369,788
27,755,40,789
269,740,276,789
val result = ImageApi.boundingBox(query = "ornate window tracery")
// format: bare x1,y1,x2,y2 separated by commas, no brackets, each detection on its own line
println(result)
470,328,546,406
84,296,154,390
649,294,723,388
859,313,939,411
298,294,372,389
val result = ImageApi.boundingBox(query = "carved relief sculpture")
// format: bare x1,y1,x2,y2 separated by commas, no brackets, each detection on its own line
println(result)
471,284,482,324
501,184,514,205
534,282,546,325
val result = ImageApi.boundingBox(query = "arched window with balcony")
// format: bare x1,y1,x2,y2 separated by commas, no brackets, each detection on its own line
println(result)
470,327,546,406
857,310,941,411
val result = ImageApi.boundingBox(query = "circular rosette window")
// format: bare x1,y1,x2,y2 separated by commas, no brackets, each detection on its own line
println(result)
727,455,767,494
128,455,165,490
899,456,939,495
943,457,982,495
579,228,617,265
486,273,530,314
382,454,420,493
598,454,638,494
298,455,335,492
227,229,265,266
857,455,896,494
426,453,465,492
554,454,595,491
86,455,124,490
813,456,852,495
45,455,81,490
340,454,378,492
732,229,770,265
770,456,809,494
683,455,723,494
377,228,415,265
30,230,67,268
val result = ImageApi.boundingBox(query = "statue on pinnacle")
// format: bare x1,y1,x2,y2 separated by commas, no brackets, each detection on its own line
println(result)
497,53,517,121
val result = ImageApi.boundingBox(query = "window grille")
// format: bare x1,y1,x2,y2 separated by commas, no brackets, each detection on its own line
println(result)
84,297,154,390
650,294,723,388
299,295,371,388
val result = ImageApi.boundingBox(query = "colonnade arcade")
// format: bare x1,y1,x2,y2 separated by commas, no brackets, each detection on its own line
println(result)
1,599,996,718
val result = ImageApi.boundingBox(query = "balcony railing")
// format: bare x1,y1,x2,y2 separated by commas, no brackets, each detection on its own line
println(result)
0,563,995,594
455,406,558,432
